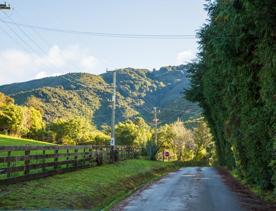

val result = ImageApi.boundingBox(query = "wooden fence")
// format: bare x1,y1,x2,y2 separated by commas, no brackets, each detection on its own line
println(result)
0,145,141,185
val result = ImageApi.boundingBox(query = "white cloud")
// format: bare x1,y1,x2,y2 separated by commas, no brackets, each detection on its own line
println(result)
80,56,98,70
176,50,196,64
0,45,100,85
35,71,62,79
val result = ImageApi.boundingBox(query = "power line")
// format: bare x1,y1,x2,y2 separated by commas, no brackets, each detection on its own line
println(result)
143,97,156,109
0,12,82,78
8,9,51,49
161,108,185,112
0,21,30,52
0,17,38,55
0,19,197,40
1,12,47,56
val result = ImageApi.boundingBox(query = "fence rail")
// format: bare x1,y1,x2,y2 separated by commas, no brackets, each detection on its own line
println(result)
0,145,141,185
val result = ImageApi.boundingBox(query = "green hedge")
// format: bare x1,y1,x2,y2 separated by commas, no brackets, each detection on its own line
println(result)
186,0,275,191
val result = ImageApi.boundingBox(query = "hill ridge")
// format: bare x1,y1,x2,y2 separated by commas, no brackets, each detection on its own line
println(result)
0,65,200,127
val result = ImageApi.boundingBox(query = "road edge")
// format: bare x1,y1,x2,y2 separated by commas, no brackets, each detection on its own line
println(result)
107,164,183,211
216,167,276,211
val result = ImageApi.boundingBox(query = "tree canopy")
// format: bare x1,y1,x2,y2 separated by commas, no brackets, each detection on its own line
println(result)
185,0,275,191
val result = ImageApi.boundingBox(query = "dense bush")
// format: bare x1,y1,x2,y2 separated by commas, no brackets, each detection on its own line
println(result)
0,92,44,136
115,117,152,146
185,0,276,190
47,116,96,145
0,92,109,145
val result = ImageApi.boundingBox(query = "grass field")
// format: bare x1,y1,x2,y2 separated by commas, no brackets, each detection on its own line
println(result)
0,159,181,210
0,135,53,146
0,135,56,178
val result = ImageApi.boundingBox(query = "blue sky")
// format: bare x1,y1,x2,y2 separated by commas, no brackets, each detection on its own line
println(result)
0,0,207,84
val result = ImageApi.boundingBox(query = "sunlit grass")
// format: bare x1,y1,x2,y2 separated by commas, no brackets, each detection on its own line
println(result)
0,159,180,210
0,134,53,146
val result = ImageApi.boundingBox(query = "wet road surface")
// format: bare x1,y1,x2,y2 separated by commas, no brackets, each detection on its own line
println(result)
116,167,244,211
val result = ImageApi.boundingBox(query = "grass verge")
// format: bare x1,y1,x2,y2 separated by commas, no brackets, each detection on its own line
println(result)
217,167,276,210
229,169,276,203
0,159,181,210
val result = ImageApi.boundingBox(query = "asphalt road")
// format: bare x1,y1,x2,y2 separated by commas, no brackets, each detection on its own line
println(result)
117,167,245,211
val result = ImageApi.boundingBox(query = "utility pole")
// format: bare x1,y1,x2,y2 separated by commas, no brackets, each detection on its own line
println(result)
153,107,159,144
111,70,116,148
0,2,11,10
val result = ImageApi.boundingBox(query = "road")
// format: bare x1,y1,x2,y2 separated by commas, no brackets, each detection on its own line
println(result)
115,167,245,211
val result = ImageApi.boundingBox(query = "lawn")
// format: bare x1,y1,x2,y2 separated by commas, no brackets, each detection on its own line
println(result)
0,134,53,146
0,159,181,210
0,135,56,179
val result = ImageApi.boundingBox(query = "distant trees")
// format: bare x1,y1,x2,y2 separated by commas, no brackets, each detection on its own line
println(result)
0,90,216,165
192,119,216,163
48,117,96,145
0,104,23,135
170,120,194,161
144,118,215,162
0,92,109,145
116,117,152,146
145,124,174,160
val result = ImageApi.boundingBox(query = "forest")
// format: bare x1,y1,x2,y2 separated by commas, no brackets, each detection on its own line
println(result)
0,91,215,164
0,66,200,127
185,0,275,193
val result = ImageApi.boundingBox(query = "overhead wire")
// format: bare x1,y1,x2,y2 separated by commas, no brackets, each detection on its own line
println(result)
12,9,52,49
0,17,37,54
0,21,30,52
0,9,188,124
0,19,196,40
2,12,48,56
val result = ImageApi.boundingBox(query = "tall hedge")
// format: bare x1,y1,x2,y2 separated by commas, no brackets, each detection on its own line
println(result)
186,0,276,190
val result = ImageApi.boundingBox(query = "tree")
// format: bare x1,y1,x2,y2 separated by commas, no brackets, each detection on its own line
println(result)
185,0,276,190
116,117,151,146
193,118,215,163
25,96,45,115
170,120,194,161
0,104,22,135
0,92,14,107
146,124,173,160
48,116,96,145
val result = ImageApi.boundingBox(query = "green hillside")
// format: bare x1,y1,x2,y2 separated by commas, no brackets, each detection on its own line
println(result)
0,65,200,127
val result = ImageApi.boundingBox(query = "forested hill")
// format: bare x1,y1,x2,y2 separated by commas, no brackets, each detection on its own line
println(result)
0,65,200,127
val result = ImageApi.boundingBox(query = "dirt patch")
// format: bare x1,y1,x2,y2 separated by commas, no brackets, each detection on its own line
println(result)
217,167,276,211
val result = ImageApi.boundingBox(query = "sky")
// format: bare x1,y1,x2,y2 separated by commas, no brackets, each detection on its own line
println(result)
0,0,208,84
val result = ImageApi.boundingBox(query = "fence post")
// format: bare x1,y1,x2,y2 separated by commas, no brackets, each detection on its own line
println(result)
74,148,78,168
128,147,131,159
54,147,59,170
24,149,30,175
42,150,46,172
83,148,86,166
96,146,103,165
89,146,93,166
66,148,69,168
7,151,11,178
110,146,114,163
131,147,134,159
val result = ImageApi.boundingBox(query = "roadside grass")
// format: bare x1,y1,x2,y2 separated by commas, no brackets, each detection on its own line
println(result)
0,159,181,210
230,169,276,203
